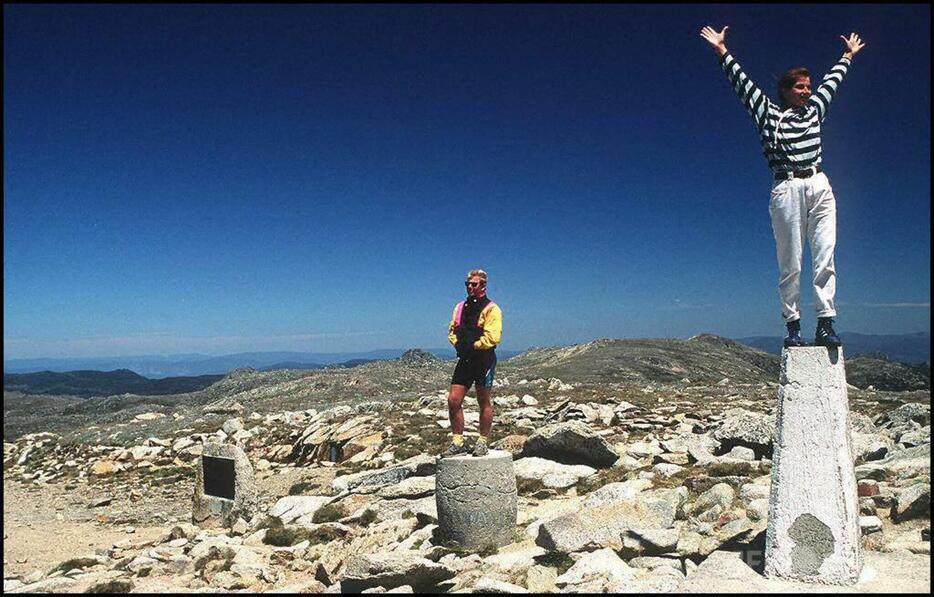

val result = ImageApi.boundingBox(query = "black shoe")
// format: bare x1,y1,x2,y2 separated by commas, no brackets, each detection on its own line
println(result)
815,317,842,348
441,442,470,458
472,442,489,457
784,320,804,348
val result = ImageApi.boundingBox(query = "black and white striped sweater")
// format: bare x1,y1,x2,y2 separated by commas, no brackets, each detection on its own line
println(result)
719,52,851,174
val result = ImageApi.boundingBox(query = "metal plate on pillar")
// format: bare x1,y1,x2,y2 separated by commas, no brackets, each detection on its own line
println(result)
202,455,236,500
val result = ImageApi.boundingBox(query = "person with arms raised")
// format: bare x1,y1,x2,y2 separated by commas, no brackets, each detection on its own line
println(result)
700,25,865,348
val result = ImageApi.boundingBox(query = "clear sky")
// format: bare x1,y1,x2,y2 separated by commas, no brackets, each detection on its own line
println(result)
4,4,930,359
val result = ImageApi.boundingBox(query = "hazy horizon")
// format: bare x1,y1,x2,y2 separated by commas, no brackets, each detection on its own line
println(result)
4,328,930,363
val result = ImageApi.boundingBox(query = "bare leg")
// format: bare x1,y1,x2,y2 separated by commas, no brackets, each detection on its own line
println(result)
447,384,468,435
476,386,493,438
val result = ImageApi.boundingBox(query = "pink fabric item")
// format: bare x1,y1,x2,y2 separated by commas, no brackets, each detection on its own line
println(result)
454,301,497,328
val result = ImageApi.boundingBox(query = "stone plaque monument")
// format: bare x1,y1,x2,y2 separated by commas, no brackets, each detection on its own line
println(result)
764,347,861,584
435,450,517,550
192,441,257,528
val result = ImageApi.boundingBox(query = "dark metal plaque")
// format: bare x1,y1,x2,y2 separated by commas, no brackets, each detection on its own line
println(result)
203,455,235,500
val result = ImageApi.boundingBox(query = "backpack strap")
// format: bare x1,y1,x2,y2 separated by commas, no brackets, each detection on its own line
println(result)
454,301,466,327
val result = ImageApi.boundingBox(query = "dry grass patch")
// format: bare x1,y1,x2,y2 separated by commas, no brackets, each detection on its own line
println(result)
311,503,344,523
288,480,322,495
263,523,344,547
516,477,547,496
534,551,576,574
576,465,638,495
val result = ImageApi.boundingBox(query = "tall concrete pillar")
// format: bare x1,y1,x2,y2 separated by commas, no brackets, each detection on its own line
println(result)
435,450,517,550
764,347,862,585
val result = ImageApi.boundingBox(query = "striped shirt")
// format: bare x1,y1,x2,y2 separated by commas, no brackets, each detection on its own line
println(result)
719,52,851,174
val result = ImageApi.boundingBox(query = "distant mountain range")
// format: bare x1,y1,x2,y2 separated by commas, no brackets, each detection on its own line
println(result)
3,349,443,378
3,334,928,400
3,369,225,399
735,331,930,364
3,331,926,379
3,348,525,378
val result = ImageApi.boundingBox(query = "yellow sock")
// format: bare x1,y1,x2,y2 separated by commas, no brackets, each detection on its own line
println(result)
452,434,464,447
477,435,488,445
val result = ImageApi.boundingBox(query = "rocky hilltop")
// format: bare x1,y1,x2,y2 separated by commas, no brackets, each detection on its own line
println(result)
3,336,930,593
508,335,780,384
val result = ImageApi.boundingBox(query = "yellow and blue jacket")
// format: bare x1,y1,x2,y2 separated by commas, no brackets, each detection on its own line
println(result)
448,298,503,350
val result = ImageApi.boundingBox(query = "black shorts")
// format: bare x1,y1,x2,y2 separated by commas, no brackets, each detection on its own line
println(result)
451,351,497,389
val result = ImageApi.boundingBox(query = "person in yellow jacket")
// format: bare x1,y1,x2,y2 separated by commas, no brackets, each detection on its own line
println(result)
442,269,503,457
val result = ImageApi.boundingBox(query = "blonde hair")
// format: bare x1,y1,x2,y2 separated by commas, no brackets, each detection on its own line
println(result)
466,269,488,285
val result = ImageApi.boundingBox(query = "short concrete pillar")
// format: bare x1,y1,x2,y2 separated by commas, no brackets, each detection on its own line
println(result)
192,441,257,528
435,450,517,550
764,347,862,584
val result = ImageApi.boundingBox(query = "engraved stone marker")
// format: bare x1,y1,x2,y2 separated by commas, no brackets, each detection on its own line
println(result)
192,441,257,528
435,450,517,550
764,347,861,584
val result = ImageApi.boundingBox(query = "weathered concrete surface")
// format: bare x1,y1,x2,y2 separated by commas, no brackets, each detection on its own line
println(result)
192,442,257,528
765,347,861,585
435,450,517,550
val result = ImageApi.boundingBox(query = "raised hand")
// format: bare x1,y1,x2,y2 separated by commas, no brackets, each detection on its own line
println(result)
840,32,865,58
700,25,729,56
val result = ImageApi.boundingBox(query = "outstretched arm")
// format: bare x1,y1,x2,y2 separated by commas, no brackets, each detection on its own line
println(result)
700,25,773,131
810,32,865,122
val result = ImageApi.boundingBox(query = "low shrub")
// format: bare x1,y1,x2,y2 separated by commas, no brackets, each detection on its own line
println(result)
311,503,344,523
516,477,546,495
288,481,317,495
535,551,576,575
263,525,306,547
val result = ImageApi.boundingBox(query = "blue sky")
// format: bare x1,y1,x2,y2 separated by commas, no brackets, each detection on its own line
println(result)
4,4,930,359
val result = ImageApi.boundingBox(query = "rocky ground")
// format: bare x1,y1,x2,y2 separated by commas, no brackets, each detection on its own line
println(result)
2,344,930,593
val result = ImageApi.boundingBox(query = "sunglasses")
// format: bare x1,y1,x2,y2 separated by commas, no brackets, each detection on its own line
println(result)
465,281,483,288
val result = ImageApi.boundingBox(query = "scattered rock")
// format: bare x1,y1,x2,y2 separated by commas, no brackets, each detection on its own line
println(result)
536,496,676,552
582,479,653,508
513,457,597,489
859,515,883,534
269,496,333,525
340,553,455,593
894,482,931,521
712,408,774,458
134,412,165,421
555,547,635,591
471,577,528,593
90,460,119,476
520,421,619,468
331,455,435,495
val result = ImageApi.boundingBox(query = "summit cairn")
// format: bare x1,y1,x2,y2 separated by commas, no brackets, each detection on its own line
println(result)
435,449,517,550
765,347,862,584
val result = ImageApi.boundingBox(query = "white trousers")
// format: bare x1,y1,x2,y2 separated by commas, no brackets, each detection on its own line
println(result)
768,172,837,323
